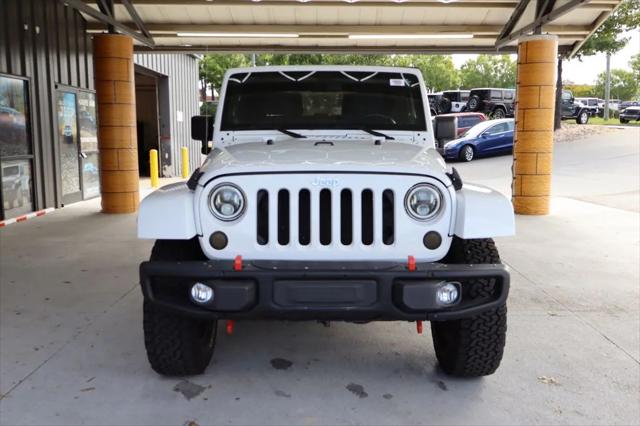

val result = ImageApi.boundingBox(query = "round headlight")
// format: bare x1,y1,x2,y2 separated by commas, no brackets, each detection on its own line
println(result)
208,183,246,221
405,184,442,220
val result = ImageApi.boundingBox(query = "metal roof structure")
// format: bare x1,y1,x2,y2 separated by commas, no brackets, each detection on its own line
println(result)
67,0,623,56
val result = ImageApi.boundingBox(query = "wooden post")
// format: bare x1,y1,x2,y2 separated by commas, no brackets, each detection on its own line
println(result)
94,34,139,213
512,35,558,215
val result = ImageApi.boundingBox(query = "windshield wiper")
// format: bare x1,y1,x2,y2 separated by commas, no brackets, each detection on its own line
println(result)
276,128,307,139
360,128,395,140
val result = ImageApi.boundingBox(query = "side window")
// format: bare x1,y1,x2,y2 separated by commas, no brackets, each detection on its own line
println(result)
561,91,572,101
487,122,508,134
504,91,514,100
461,92,470,101
491,90,502,100
458,117,469,127
506,121,515,131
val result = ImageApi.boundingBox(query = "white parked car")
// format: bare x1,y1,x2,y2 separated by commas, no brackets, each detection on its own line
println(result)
138,66,515,378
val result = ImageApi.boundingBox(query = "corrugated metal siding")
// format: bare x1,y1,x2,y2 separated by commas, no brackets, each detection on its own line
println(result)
133,53,200,177
0,0,93,210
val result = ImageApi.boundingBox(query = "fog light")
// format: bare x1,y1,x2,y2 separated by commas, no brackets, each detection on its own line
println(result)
191,282,214,304
210,231,228,250
436,282,460,305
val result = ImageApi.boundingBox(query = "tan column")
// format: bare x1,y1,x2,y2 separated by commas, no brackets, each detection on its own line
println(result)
94,34,139,214
512,35,558,215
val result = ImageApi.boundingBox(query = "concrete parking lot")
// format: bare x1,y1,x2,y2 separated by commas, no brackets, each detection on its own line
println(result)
1,128,638,426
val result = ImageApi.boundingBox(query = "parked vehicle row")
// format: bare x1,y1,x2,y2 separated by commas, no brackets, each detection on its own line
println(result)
428,87,515,119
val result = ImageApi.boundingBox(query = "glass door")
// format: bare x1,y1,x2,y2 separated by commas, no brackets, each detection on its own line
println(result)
56,90,82,204
78,91,99,199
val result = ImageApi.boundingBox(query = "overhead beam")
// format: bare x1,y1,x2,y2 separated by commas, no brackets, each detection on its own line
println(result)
62,0,155,47
120,0,153,39
132,43,577,55
495,0,590,49
94,0,520,7
134,44,521,54
498,0,532,40
83,0,617,9
86,23,592,35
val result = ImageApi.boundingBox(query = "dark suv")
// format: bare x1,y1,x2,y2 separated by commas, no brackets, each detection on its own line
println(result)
466,88,515,119
560,90,590,125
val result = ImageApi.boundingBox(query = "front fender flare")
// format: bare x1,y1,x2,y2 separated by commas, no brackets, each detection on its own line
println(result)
454,183,515,239
137,182,197,239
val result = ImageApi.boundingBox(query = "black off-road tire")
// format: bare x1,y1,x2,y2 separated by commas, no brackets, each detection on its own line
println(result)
438,98,452,114
143,239,218,376
431,237,507,377
467,95,481,112
620,118,628,124
491,107,506,119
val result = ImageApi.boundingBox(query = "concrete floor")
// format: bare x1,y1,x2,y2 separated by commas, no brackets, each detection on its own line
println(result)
1,128,638,426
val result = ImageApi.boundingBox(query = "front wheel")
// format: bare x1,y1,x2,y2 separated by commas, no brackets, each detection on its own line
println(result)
431,238,507,377
576,111,589,124
459,145,475,162
143,239,218,376
620,118,628,124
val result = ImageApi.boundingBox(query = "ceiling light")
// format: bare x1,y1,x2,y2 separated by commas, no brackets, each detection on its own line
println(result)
349,34,473,39
177,32,299,38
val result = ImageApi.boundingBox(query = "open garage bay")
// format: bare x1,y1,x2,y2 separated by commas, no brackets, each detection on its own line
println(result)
1,128,638,426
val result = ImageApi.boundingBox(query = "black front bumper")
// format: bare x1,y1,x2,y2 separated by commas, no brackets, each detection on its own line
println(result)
140,260,509,322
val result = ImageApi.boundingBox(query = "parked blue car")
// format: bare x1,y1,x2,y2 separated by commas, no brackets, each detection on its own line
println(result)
442,118,514,162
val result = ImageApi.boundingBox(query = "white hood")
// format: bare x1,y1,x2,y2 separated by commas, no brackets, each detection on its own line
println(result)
197,139,451,185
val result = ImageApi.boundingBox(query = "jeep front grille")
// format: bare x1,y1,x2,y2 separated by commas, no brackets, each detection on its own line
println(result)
256,188,395,247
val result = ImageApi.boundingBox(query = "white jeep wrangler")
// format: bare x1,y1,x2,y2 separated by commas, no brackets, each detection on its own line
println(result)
138,66,515,378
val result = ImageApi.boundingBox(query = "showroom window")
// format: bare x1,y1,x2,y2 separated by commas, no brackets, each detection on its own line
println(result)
0,73,34,220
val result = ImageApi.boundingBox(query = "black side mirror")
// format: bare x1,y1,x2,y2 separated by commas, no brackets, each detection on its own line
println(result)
191,115,214,154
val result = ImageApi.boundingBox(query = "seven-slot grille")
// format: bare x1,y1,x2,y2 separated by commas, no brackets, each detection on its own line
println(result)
256,188,395,247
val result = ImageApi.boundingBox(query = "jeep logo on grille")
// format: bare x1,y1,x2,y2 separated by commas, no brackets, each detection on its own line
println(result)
311,177,339,188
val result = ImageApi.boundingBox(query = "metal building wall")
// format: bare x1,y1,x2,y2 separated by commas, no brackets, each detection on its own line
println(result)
0,0,94,210
133,54,200,177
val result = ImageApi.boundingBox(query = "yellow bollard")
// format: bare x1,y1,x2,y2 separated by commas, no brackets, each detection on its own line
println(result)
149,149,159,188
181,146,189,179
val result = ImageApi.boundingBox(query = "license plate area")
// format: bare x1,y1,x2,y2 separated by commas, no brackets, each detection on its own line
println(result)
273,280,377,307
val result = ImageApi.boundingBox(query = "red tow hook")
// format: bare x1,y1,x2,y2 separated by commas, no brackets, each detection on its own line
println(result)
234,255,243,271
407,255,416,272
226,320,235,335
416,320,423,334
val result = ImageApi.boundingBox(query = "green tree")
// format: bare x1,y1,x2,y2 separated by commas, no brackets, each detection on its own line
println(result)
630,54,640,82
578,0,640,57
594,69,638,100
562,84,596,97
199,53,461,94
199,54,250,100
410,55,460,92
458,55,516,89
576,0,640,117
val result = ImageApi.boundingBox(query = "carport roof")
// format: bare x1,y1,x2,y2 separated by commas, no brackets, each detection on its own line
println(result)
71,0,623,56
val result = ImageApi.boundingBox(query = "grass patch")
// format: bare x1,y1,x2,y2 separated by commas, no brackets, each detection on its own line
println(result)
584,116,640,126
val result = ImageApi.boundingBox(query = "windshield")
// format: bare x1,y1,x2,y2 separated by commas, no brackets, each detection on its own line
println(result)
220,71,426,132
